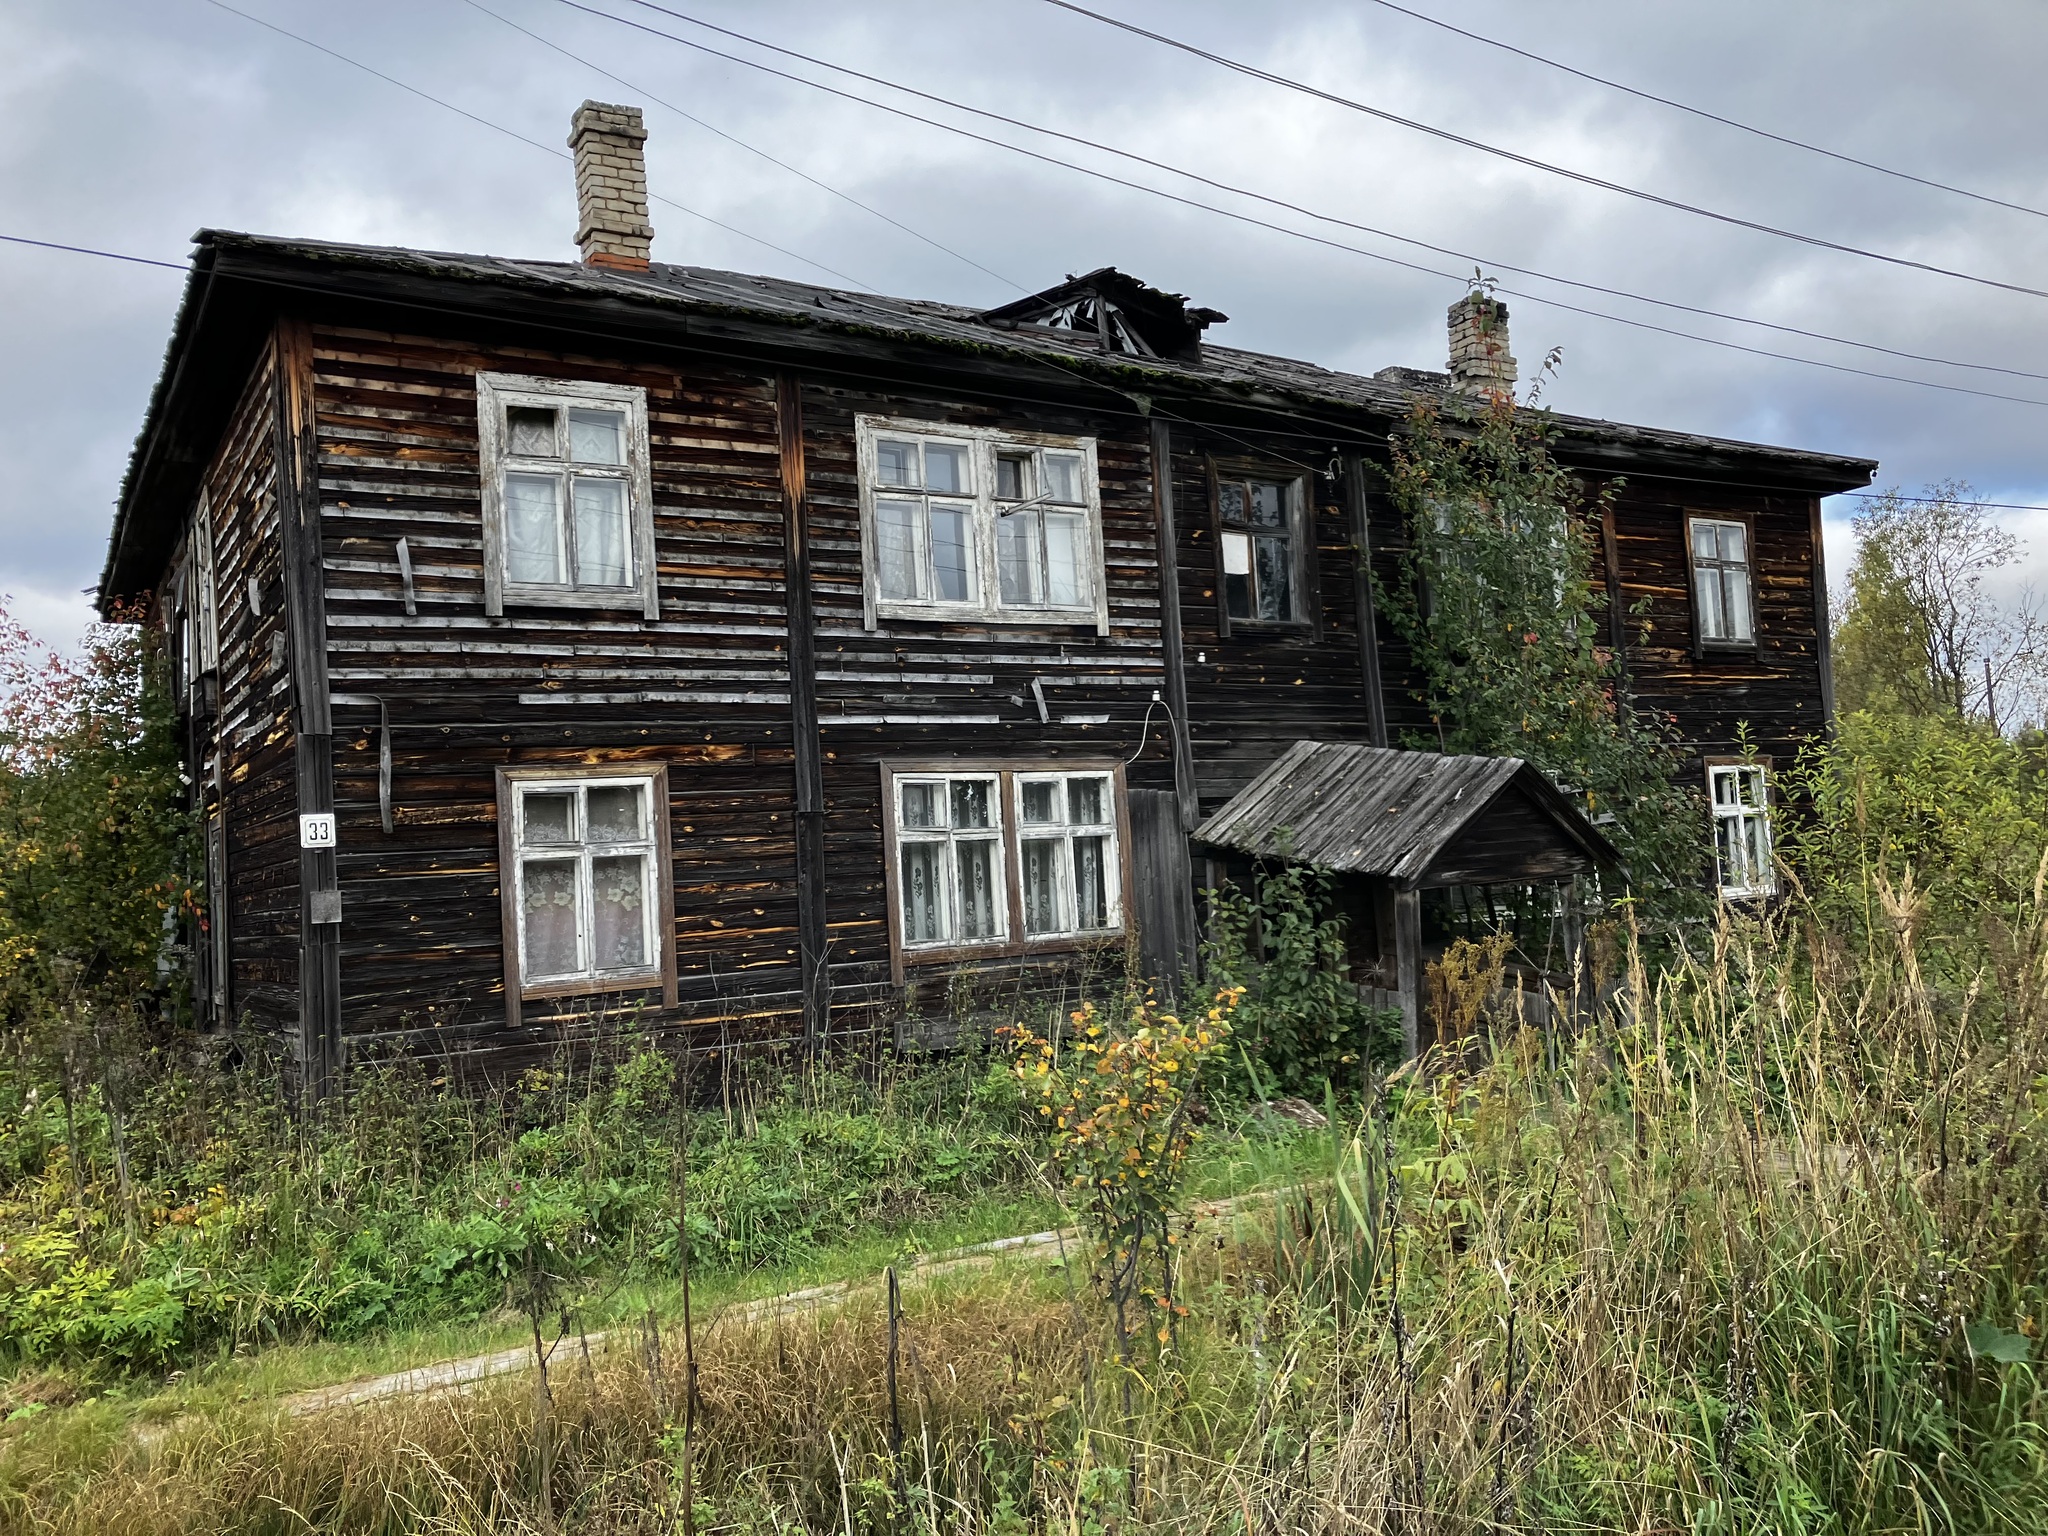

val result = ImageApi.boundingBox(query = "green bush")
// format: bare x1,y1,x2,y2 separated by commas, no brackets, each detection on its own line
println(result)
1201,862,1398,1099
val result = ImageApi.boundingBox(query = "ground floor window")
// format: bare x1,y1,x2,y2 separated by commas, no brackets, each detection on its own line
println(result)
1707,761,1774,898
494,764,677,1014
883,759,1128,976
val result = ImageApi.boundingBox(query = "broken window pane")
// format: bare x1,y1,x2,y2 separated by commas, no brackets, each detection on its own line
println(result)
586,784,643,841
524,791,575,843
1020,837,1061,934
1072,835,1107,929
573,477,630,587
875,500,923,600
957,839,999,939
568,408,625,465
950,779,992,829
930,503,972,602
521,859,580,976
900,842,945,942
591,854,648,969
508,406,559,458
1255,536,1293,620
877,439,919,487
925,441,969,495
1045,513,1083,606
505,473,564,584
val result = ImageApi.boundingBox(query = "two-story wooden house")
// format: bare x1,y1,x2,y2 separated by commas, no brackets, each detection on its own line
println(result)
98,103,1875,1087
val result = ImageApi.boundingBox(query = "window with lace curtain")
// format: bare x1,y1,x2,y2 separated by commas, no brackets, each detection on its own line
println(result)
477,373,658,618
494,764,677,1014
881,759,1128,977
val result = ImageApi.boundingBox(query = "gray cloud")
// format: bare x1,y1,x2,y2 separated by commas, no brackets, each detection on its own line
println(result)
6,0,2046,645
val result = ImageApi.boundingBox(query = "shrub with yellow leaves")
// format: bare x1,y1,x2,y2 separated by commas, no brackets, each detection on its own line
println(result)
1004,986,1240,1363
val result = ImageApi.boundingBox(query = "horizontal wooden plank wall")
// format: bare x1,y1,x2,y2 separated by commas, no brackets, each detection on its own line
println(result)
196,346,302,1043
796,378,1171,1027
307,325,802,1067
1167,433,1377,817
1601,477,1828,778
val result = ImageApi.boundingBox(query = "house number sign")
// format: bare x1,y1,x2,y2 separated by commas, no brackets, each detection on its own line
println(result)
299,812,337,849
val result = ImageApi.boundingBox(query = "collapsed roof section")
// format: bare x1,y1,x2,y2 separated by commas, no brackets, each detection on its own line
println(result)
979,267,1227,360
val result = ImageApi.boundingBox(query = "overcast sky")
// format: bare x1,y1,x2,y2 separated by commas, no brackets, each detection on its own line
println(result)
6,0,2048,650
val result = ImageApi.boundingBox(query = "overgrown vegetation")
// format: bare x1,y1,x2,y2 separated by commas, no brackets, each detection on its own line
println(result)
1378,371,1703,906
6,894,2043,1533
0,1035,1044,1373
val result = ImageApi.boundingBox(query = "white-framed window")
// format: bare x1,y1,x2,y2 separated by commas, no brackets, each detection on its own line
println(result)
1708,762,1774,898
494,766,675,1003
881,759,1127,975
894,772,1007,948
856,416,1106,633
477,373,658,619
1014,771,1120,936
1689,516,1755,645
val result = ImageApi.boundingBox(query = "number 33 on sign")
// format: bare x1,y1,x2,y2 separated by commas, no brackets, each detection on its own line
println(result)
299,813,337,849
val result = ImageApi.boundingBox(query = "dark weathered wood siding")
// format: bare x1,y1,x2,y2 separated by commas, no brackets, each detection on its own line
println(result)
794,378,1169,1024
305,326,803,1063
173,345,303,1041
1598,477,1829,779
1165,435,1377,816
153,305,1835,1071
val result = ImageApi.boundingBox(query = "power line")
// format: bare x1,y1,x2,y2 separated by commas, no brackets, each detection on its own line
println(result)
584,0,2048,385
1,233,187,271
200,0,875,291
1039,0,2048,303
454,0,1022,292
1838,491,2048,514
567,0,2048,408
1357,0,2048,222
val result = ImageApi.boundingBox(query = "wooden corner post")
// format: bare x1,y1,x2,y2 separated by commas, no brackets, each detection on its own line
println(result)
1149,419,1199,828
778,373,829,1049
273,318,340,1099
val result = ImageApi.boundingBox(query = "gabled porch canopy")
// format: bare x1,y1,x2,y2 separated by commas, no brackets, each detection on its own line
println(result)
1193,741,1620,889
1194,742,1618,1058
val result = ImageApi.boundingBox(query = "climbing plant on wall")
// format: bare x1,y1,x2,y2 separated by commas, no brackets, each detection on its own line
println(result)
1377,376,1706,912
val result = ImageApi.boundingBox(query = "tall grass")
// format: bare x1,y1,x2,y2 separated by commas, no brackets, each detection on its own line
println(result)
6,878,2044,1533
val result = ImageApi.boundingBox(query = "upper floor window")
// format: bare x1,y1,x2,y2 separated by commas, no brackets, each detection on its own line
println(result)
493,765,677,1015
477,373,658,619
1212,467,1310,629
1689,516,1754,647
882,759,1126,976
857,417,1106,633
1707,761,1774,898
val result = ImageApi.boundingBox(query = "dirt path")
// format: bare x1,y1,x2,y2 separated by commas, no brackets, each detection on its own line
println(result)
274,1191,1279,1420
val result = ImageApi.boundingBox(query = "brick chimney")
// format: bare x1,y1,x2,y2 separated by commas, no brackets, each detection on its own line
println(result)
570,101,653,271
1447,291,1517,399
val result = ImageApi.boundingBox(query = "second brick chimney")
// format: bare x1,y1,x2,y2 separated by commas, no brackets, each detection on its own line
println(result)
1446,291,1517,400
570,101,653,271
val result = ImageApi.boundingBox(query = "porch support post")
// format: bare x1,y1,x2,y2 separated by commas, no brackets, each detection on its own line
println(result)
1393,885,1423,1060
